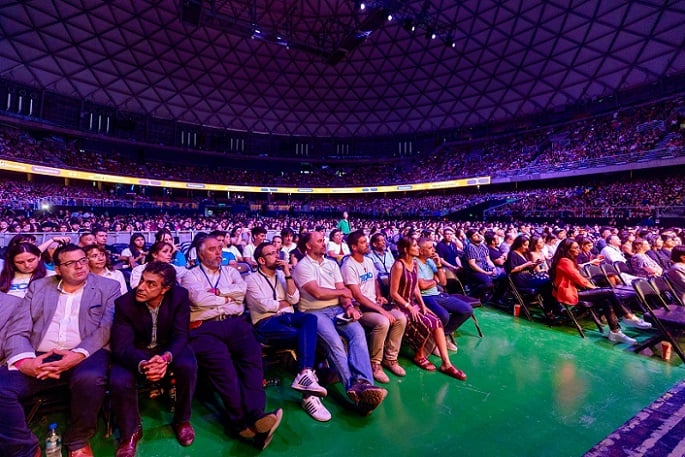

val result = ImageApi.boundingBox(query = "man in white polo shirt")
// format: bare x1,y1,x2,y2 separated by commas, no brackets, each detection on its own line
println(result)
292,231,387,415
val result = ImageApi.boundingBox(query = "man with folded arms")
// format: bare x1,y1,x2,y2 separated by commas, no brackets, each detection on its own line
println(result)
110,261,197,457
181,236,282,450
292,231,387,415
245,242,330,422
0,244,120,457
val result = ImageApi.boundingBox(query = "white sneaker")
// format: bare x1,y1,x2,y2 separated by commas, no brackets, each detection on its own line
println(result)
301,395,332,422
608,330,637,345
622,316,652,329
291,369,327,397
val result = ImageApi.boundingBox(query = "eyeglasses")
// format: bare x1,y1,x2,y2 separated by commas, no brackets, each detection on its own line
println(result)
59,257,89,268
262,251,278,257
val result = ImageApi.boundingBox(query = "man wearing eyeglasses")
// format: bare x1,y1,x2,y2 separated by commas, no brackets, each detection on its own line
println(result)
0,243,121,457
245,242,330,422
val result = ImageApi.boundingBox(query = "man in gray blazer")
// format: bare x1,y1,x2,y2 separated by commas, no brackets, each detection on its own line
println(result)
0,291,22,365
0,244,120,457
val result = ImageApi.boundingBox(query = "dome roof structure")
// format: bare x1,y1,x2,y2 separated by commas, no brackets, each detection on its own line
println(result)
1,0,684,138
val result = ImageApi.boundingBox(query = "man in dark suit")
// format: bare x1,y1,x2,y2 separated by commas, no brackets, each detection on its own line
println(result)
110,261,197,457
0,244,120,457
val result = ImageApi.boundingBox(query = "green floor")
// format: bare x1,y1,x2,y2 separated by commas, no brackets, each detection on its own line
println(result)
34,308,685,457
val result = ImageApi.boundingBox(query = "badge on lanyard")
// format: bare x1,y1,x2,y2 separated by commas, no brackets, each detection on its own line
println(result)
209,288,220,296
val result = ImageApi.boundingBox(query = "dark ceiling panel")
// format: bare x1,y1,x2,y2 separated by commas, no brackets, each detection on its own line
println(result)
0,0,683,137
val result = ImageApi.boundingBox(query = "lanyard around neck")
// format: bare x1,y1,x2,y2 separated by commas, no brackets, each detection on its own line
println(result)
257,269,278,301
199,264,221,291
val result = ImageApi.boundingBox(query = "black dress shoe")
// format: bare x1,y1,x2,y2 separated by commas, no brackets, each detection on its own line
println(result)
116,429,143,457
173,421,195,447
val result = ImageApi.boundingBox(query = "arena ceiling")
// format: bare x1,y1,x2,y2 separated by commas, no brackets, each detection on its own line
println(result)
1,0,684,138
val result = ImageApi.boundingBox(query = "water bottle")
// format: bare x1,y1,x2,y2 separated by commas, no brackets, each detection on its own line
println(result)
262,377,281,388
45,423,62,457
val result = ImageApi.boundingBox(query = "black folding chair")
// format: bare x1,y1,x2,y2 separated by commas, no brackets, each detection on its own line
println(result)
584,264,611,288
614,260,633,276
651,276,685,307
586,264,639,311
438,282,483,338
507,275,541,322
632,279,685,364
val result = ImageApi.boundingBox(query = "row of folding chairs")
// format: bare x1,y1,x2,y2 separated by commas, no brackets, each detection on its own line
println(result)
631,276,685,363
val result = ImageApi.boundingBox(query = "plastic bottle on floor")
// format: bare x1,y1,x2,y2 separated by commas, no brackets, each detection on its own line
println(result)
45,423,62,457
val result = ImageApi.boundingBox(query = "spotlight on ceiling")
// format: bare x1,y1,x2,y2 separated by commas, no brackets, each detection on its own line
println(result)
387,14,393,21
360,2,366,11
445,37,455,48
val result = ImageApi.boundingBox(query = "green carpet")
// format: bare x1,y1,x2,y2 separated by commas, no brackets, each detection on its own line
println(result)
32,307,685,457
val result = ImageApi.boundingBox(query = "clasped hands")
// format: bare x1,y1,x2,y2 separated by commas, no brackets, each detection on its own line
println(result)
140,354,170,382
18,349,85,380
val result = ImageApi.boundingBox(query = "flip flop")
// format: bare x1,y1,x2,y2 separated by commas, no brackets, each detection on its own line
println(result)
440,365,467,381
413,356,436,371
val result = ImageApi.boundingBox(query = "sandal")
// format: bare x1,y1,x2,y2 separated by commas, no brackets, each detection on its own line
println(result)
413,356,436,371
440,365,467,381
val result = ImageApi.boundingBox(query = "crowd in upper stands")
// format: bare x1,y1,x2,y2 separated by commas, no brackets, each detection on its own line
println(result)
1,95,683,188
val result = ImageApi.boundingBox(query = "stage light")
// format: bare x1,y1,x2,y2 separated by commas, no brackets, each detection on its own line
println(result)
387,14,393,21
360,2,366,11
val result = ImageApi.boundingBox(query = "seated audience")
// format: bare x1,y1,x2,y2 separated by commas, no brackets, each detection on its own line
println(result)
245,242,330,422
120,233,148,269
666,245,685,303
291,231,388,414
505,235,558,319
0,291,22,365
242,227,267,269
550,239,650,345
326,228,350,264
0,243,120,457
180,235,282,449
416,237,473,351
629,239,663,278
110,261,197,456
462,229,499,301
388,237,467,381
129,241,187,289
155,229,188,267
85,244,128,295
342,230,407,384
0,242,53,298
600,235,639,283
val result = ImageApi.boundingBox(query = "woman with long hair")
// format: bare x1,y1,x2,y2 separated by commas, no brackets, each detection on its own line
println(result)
388,237,466,381
84,244,128,295
505,235,558,319
0,242,53,298
550,239,650,344
528,234,549,273
120,232,147,268
129,241,187,288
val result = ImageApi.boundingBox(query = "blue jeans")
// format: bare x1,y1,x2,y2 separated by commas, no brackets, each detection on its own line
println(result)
305,305,373,390
423,293,474,335
0,349,109,457
254,311,318,371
